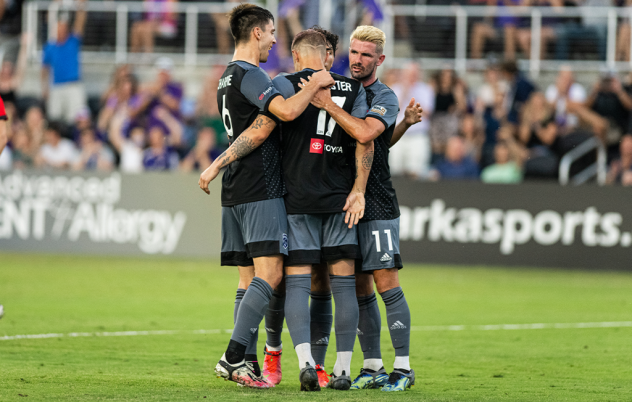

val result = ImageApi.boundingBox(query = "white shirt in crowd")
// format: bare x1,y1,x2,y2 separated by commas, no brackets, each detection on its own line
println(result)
391,82,435,135
39,138,79,167
119,140,144,173
545,82,586,130
0,147,12,171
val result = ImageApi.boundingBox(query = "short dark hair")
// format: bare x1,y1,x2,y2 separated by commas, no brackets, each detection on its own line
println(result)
500,60,519,75
310,25,339,57
46,121,65,137
291,29,327,50
228,4,274,45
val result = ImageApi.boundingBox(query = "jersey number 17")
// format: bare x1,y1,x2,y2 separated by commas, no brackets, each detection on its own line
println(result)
316,96,346,137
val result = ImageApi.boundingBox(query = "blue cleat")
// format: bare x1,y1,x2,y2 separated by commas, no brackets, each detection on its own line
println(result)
381,368,415,392
350,367,389,389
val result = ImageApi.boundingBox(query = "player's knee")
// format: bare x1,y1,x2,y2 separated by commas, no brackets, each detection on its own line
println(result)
374,268,400,294
355,273,374,296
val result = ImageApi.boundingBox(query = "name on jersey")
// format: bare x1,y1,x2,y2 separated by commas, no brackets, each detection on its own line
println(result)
310,138,343,154
218,75,233,89
329,81,353,92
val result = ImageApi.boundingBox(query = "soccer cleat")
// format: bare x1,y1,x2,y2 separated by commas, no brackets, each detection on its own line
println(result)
215,354,272,389
315,364,331,388
299,362,321,392
350,367,389,389
262,347,282,385
326,370,352,390
381,368,415,392
0,304,4,319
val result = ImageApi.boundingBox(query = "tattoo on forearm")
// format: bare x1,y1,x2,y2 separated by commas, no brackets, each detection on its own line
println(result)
217,151,231,168
251,115,276,130
355,157,359,179
362,151,374,170
229,135,256,161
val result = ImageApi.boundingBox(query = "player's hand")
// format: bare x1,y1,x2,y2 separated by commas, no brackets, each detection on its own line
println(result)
199,164,220,195
343,190,365,229
309,70,335,89
311,88,332,109
404,98,423,126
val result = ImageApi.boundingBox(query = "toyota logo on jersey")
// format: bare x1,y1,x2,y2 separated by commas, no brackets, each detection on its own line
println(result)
310,138,324,154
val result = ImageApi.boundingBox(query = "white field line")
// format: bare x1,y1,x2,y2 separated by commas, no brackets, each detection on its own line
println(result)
1,321,631,342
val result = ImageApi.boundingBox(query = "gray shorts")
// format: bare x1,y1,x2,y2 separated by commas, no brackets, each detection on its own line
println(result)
221,198,289,266
286,213,361,266
356,218,403,272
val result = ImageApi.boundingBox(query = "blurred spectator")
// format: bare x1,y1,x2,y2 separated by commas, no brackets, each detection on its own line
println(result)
475,61,509,114
516,0,563,59
180,126,222,172
429,68,467,158
470,0,524,60
545,66,586,133
480,140,524,183
42,0,88,123
143,124,179,171
617,0,632,61
555,0,609,61
459,113,485,163
9,127,34,169
0,0,24,63
97,73,140,134
73,128,114,171
211,0,239,54
518,92,560,179
24,105,46,155
500,60,536,124
108,111,144,173
130,0,178,54
131,57,183,144
100,65,133,105
0,33,28,107
35,122,78,170
606,134,632,184
432,136,480,180
586,71,632,146
389,63,435,178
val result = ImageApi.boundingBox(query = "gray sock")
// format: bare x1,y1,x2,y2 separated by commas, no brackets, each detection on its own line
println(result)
230,277,273,351
284,274,312,348
380,287,411,357
330,275,359,352
265,290,285,348
310,291,332,366
357,293,382,359
235,288,259,358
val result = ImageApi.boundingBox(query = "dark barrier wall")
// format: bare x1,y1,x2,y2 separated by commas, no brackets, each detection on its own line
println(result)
2,170,630,270
0,170,222,257
394,178,632,270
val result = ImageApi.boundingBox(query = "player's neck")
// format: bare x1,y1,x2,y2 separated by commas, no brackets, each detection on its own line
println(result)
232,45,261,67
295,57,324,73
360,73,378,88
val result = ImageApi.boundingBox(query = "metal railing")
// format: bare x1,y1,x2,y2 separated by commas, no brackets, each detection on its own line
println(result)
19,1,632,74
559,137,607,186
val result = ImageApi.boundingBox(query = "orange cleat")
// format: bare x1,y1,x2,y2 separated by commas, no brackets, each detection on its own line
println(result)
315,364,331,388
262,347,282,385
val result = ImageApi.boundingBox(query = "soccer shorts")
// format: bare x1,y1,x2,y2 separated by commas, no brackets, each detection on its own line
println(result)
285,213,361,266
221,198,289,266
356,217,403,272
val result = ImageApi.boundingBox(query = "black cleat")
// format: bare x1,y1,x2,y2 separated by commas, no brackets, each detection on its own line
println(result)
299,363,321,392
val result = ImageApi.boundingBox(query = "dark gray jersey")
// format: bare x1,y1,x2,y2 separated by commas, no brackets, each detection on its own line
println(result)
362,78,401,221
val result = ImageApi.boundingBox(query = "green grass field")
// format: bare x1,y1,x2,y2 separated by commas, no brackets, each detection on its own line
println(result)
1,253,631,401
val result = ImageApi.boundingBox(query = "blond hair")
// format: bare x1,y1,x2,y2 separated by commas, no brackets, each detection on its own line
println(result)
350,25,385,54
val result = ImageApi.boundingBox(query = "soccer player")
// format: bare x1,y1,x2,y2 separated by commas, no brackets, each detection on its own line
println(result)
270,29,373,391
310,26,420,392
200,4,334,389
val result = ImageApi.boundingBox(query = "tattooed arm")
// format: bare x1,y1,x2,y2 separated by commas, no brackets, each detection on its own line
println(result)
198,114,277,194
343,140,374,228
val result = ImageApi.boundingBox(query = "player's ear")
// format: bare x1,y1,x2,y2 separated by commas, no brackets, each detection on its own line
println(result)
376,54,386,67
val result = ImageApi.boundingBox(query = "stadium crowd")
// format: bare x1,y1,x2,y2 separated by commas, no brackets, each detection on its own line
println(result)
2,0,632,185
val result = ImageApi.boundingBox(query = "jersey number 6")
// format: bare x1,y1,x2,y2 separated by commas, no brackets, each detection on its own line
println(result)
222,94,233,138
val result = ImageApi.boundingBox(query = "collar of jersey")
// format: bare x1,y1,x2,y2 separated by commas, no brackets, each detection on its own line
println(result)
365,77,381,89
230,60,258,68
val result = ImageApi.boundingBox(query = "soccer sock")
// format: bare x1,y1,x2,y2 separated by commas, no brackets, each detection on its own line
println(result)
394,356,410,371
233,288,246,324
310,290,333,367
264,289,285,349
234,288,259,363
330,275,359,376
333,351,353,377
380,286,411,370
284,274,312,349
357,292,383,370
295,342,316,369
227,277,273,364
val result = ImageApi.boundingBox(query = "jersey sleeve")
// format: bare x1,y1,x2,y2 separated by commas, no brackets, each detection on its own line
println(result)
0,95,6,120
271,75,296,99
366,89,399,129
240,68,282,113
351,85,368,118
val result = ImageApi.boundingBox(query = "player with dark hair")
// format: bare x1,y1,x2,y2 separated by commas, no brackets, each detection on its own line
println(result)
309,25,422,392
311,25,339,71
200,4,334,389
270,28,373,391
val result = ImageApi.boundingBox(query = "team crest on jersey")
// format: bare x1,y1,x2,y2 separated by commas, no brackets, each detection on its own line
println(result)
310,138,324,154
282,233,288,250
370,106,387,116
